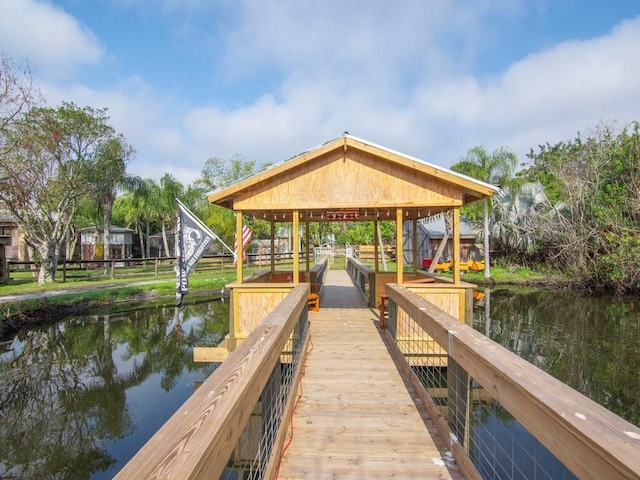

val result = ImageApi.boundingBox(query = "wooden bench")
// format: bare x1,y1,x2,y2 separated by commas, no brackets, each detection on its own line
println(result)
308,284,320,312
270,272,319,311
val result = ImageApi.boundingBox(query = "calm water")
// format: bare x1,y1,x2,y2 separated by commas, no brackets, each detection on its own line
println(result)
0,299,229,480
0,289,638,479
473,287,640,426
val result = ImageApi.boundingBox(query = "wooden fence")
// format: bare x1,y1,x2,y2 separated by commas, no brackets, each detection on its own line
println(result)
5,251,310,283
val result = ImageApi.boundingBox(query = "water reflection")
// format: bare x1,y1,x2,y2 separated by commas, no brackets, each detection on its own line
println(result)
0,300,229,479
473,287,640,426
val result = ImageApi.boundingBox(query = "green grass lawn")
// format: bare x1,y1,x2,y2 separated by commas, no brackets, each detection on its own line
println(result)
1,257,554,334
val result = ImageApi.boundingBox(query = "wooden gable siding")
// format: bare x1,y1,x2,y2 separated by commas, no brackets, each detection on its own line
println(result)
233,147,463,211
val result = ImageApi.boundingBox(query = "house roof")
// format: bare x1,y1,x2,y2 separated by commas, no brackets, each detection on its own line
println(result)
0,209,17,224
77,225,134,233
207,133,497,222
418,215,479,238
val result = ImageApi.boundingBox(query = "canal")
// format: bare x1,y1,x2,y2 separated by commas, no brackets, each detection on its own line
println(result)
0,288,638,478
0,299,229,479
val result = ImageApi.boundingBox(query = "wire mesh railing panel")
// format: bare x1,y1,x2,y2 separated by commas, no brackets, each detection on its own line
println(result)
465,398,577,480
389,297,579,480
221,309,308,480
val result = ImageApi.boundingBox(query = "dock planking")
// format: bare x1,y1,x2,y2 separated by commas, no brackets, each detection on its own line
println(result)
277,275,463,479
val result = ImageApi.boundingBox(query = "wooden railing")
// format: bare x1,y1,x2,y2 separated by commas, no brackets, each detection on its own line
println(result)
310,256,329,286
115,285,310,479
345,257,376,307
385,284,640,480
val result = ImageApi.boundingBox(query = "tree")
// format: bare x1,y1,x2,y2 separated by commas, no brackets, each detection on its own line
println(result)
490,182,559,260
0,102,115,283
196,155,270,248
154,174,184,257
525,122,640,293
0,53,43,155
196,154,259,192
452,146,517,279
88,135,137,267
117,178,158,258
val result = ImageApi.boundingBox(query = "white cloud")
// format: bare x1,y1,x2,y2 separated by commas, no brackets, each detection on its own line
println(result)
174,9,640,180
396,15,640,166
4,1,640,186
0,0,104,78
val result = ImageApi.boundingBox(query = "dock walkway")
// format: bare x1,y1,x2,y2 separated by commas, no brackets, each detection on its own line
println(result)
277,270,462,479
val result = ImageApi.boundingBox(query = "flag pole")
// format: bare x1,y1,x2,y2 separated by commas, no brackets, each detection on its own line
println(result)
175,206,184,306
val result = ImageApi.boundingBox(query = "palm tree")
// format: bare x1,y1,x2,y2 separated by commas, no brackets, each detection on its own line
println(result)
154,174,184,257
452,146,517,279
90,135,136,268
491,182,548,255
492,182,569,258
119,178,157,258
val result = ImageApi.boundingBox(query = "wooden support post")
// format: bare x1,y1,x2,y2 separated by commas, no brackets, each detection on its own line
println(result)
453,208,461,285
412,218,418,273
236,211,243,284
396,208,403,284
270,220,275,273
305,221,310,274
293,210,299,283
373,220,379,272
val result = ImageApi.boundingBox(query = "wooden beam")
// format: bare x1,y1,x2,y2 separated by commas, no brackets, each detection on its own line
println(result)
193,347,229,363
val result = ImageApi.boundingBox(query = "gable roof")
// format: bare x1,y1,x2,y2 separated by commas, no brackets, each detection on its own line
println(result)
207,133,497,222
77,225,134,234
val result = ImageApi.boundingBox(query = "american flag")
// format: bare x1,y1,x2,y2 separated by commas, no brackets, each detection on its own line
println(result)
233,224,252,266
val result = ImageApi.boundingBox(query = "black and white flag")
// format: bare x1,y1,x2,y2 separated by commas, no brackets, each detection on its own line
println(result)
175,201,217,306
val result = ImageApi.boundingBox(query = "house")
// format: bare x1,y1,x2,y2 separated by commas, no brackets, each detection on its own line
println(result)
402,215,483,264
148,230,175,258
78,225,134,261
0,209,27,262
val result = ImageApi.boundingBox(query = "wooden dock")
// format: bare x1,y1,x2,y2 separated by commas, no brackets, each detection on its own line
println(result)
277,271,462,479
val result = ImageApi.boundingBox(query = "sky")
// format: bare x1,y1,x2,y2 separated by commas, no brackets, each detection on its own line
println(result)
1,0,640,186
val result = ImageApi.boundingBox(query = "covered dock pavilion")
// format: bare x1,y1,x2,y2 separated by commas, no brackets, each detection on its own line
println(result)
206,133,497,347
